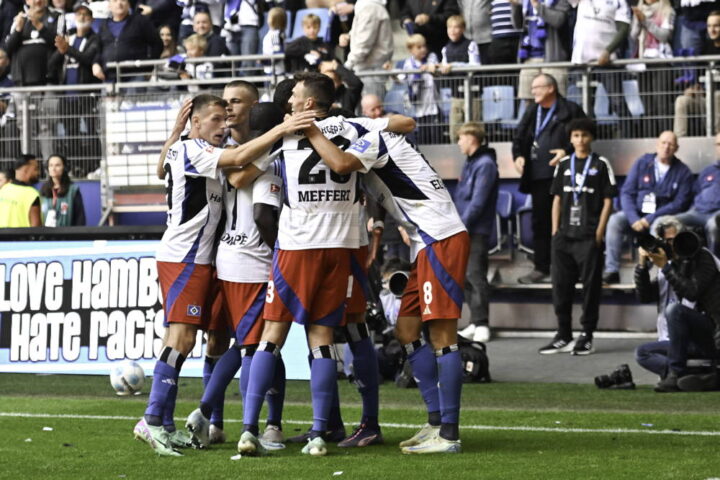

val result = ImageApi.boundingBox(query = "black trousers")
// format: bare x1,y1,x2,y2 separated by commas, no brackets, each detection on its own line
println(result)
551,233,604,338
465,233,490,327
530,178,553,274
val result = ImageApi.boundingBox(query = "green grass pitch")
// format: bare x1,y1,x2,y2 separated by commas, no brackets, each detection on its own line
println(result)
1,373,720,479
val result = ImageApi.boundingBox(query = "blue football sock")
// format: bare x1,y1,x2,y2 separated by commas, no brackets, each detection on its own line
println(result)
310,356,337,434
266,356,286,427
162,383,178,431
144,348,184,426
203,349,241,428
239,352,253,404
243,346,277,434
405,341,440,416
436,346,462,439
348,336,380,427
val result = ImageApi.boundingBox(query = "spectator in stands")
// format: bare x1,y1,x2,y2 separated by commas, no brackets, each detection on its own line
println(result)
569,0,630,66
179,34,214,91
341,0,394,99
50,2,101,162
285,13,332,72
192,10,227,57
0,154,41,228
262,7,286,77
458,0,492,62
513,73,586,284
361,93,384,118
540,118,617,356
676,132,720,256
633,216,686,379
1,0,23,49
0,47,19,161
454,122,499,343
178,0,223,41
673,11,720,138
92,0,163,82
602,131,693,284
676,0,720,55
5,0,61,85
319,59,363,112
223,0,262,74
630,0,675,134
648,228,720,392
489,0,523,64
0,47,13,92
511,0,571,100
439,15,480,142
39,153,85,226
159,24,182,59
399,33,440,144
401,0,459,57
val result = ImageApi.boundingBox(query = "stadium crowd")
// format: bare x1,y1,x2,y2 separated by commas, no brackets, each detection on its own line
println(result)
1,0,720,458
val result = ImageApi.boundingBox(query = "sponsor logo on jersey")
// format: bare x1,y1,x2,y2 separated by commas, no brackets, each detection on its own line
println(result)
320,123,343,136
220,232,248,246
166,149,178,161
270,183,280,193
209,193,222,203
350,139,371,153
588,167,598,176
298,189,352,202
187,304,202,317
205,145,215,153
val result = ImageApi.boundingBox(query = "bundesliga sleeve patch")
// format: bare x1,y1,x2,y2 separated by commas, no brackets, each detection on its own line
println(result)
186,304,202,317
350,139,372,153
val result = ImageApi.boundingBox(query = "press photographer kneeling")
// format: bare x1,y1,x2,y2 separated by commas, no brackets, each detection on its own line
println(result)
637,218,720,392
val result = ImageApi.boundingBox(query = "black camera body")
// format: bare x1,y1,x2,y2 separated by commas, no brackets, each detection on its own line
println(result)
635,231,672,258
595,364,636,389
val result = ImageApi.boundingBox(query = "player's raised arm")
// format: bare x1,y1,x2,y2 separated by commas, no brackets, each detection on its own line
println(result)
304,123,365,175
217,110,317,168
157,98,193,179
385,114,416,134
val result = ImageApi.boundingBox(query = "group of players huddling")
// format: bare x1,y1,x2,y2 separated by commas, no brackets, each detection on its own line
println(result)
132,72,471,457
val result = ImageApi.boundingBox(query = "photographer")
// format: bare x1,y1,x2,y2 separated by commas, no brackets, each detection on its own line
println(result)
643,220,720,392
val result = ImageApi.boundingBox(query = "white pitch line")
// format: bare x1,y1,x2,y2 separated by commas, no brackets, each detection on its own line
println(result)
1,412,718,437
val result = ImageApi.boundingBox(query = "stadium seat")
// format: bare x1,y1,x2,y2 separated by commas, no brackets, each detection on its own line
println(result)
594,82,619,125
515,194,533,255
622,79,645,118
567,83,582,106
289,8,330,41
489,190,513,255
383,84,414,117
501,99,527,130
482,86,515,123
439,87,452,121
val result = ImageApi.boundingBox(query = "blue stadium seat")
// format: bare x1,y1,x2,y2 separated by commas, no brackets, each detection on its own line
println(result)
567,83,582,106
501,99,527,130
289,8,330,41
383,84,413,117
482,86,515,122
622,79,645,118
257,10,294,53
515,194,534,255
594,82,619,125
489,190,514,255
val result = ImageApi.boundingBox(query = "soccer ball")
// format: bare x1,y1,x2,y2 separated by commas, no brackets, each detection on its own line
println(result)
110,360,146,396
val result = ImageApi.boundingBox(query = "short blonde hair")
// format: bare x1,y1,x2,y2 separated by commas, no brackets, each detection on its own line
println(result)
406,33,426,49
302,13,321,28
268,7,287,30
447,15,466,29
183,33,208,53
457,122,486,144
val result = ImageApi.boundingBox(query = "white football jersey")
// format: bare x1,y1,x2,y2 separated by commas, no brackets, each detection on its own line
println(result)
270,115,389,250
156,138,224,264
347,130,467,260
215,162,282,283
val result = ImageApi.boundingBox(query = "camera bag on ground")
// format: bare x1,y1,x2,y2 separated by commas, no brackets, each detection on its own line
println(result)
458,335,492,383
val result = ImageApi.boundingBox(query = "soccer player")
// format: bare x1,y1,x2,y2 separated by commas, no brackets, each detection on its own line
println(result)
301,124,470,454
237,71,415,457
133,93,315,457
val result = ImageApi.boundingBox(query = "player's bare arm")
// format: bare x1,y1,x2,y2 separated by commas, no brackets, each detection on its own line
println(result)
385,114,416,134
217,111,317,168
304,123,364,174
157,98,192,179
225,163,263,189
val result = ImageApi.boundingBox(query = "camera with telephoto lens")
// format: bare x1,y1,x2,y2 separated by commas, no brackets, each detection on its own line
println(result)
364,301,386,332
635,231,672,257
594,364,636,389
387,270,409,297
672,230,702,259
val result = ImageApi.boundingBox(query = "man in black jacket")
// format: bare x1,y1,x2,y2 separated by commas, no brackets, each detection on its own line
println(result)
4,0,60,86
512,73,586,284
92,0,162,83
50,2,101,167
648,230,720,392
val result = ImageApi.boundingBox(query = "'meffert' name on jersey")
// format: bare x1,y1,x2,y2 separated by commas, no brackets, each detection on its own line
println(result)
347,130,467,261
269,115,389,250
216,160,283,283
156,138,224,265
